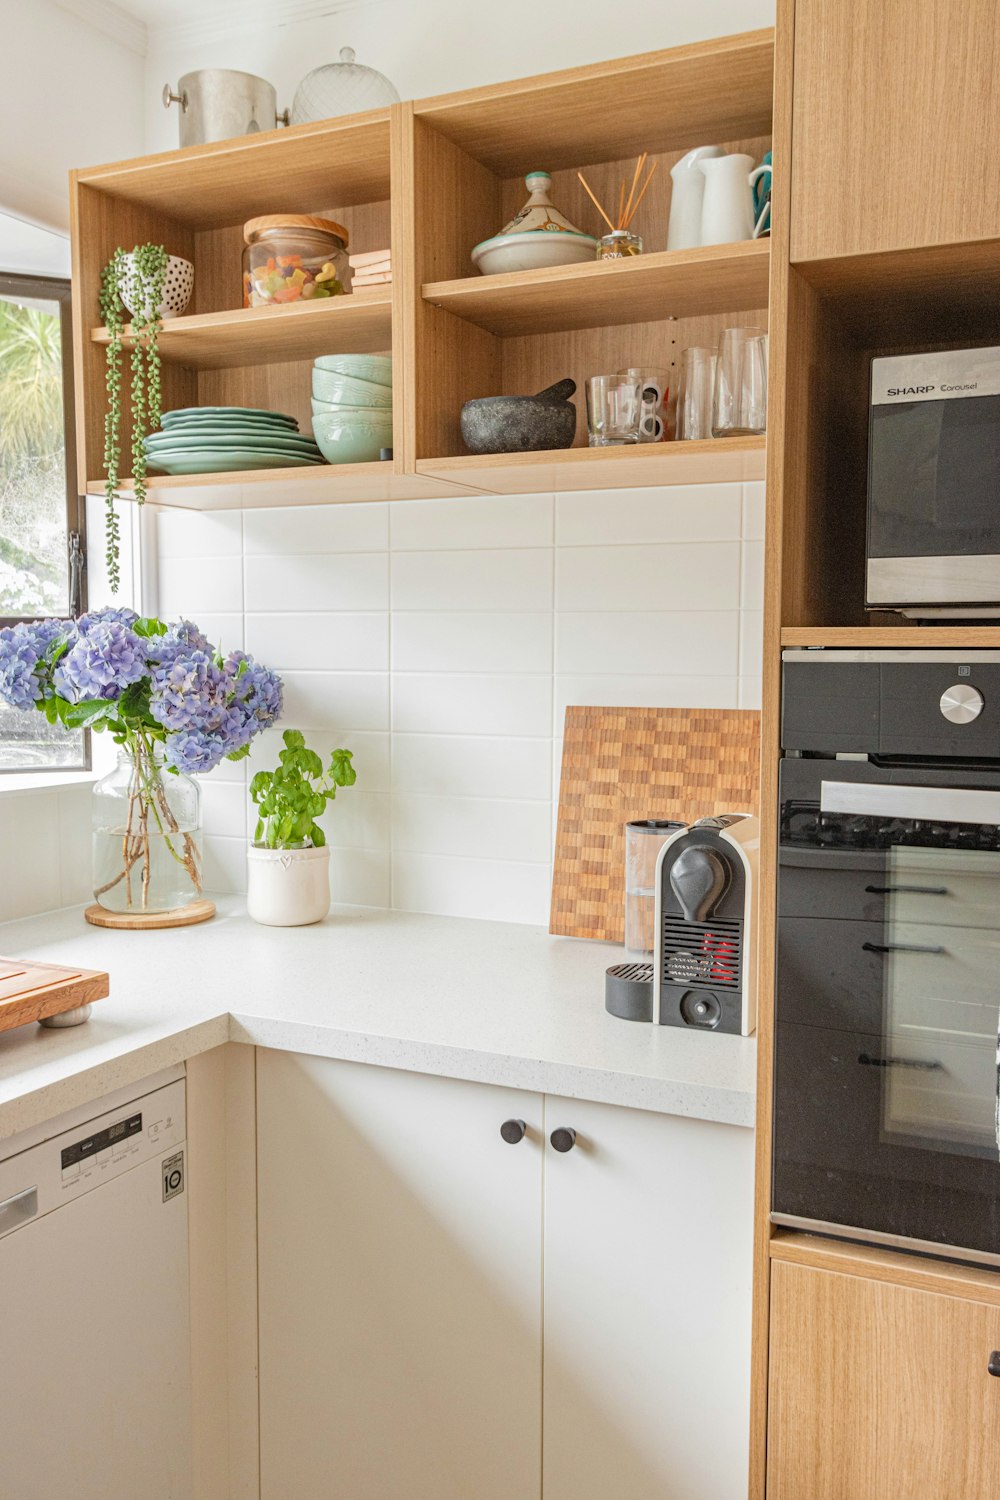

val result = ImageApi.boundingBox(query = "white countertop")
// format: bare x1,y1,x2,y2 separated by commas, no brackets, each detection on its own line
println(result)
0,900,756,1141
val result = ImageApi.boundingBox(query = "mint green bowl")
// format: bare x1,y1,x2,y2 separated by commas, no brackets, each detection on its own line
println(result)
311,367,393,408
314,354,392,386
312,411,393,464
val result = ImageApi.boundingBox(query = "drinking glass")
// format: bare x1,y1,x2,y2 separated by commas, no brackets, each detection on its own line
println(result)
586,374,642,446
712,326,767,436
675,347,717,440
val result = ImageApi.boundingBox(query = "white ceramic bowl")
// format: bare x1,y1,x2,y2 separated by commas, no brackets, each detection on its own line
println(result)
471,230,598,276
312,366,393,408
314,353,393,386
120,253,194,320
313,411,393,464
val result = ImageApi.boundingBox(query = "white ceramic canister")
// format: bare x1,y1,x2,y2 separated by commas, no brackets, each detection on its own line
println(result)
666,145,724,251
697,153,756,246
246,844,331,926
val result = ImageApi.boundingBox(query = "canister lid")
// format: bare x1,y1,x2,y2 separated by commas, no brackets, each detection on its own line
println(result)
243,214,349,246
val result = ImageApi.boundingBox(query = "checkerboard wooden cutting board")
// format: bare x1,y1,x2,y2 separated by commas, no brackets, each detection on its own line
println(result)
550,706,761,942
0,958,109,1032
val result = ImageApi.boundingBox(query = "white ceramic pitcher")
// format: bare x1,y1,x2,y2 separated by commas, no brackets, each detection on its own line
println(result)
666,145,724,251
698,153,756,245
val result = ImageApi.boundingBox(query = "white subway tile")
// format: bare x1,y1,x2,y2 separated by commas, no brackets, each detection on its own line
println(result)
272,672,390,731
392,674,552,736
328,847,390,908
197,778,248,840
742,481,766,540
739,610,764,678
244,552,389,612
555,612,739,676
158,556,242,615
245,614,389,671
324,791,390,851
392,612,552,673
156,508,243,559
392,851,551,924
392,734,551,801
391,549,553,611
202,835,247,895
741,540,765,611
57,785,92,908
392,794,551,862
243,502,388,554
0,793,61,921
556,541,740,612
196,614,244,652
553,674,740,728
556,484,741,545
739,678,763,710
390,493,553,550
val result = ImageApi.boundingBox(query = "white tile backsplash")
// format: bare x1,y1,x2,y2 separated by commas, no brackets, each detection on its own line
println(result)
0,480,766,925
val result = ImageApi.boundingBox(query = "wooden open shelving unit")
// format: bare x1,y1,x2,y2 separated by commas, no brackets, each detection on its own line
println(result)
68,29,773,508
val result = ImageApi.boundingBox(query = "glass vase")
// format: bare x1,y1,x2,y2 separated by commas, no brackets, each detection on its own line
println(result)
92,744,203,916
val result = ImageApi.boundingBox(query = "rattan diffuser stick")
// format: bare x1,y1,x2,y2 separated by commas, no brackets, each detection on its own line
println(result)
577,154,659,233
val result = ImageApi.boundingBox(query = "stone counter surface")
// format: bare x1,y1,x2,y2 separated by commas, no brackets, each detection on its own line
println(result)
0,899,756,1140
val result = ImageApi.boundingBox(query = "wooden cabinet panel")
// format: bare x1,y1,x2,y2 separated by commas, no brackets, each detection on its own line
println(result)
257,1052,543,1500
790,0,1000,261
768,1258,1000,1499
541,1096,754,1500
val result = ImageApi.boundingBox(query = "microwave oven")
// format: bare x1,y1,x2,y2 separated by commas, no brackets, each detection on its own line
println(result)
867,345,1000,617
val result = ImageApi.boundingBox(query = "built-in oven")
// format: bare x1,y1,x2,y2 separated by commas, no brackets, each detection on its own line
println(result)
772,649,1000,1266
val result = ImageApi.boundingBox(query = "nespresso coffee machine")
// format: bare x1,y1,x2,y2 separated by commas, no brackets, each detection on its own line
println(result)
605,814,758,1035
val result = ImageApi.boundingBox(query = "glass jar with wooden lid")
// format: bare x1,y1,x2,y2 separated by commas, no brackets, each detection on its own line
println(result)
242,215,352,307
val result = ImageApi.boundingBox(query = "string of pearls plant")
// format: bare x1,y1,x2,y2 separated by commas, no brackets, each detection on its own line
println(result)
99,243,167,592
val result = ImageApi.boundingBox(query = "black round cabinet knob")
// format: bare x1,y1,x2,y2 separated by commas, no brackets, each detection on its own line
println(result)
550,1127,577,1153
989,1350,1000,1377
500,1118,526,1144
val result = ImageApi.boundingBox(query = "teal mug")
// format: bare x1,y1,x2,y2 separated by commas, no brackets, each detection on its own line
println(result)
749,152,772,238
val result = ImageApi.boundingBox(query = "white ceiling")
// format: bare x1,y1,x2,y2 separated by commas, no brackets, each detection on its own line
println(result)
62,0,382,46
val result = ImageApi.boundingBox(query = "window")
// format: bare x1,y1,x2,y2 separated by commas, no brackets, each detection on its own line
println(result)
0,271,88,772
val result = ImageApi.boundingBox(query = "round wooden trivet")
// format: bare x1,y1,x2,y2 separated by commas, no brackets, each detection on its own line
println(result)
83,898,217,930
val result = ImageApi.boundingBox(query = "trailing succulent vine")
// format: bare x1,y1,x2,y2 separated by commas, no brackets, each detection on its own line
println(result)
99,243,167,592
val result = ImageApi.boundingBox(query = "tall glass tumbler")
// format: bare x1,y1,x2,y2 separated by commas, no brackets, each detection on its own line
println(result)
741,332,768,433
675,347,717,440
586,374,642,446
712,326,767,436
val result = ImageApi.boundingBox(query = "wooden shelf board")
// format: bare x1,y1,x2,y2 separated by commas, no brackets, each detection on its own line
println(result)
90,291,392,371
417,435,766,494
770,1231,1000,1306
423,240,770,337
74,110,392,229
414,30,774,174
780,626,1000,648
88,464,479,509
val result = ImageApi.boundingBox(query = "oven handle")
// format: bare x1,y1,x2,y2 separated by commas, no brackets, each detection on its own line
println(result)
864,884,950,896
858,1053,943,1071
821,780,1000,825
862,941,947,955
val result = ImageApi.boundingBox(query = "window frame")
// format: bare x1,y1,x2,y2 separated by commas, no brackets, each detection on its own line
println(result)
0,270,90,772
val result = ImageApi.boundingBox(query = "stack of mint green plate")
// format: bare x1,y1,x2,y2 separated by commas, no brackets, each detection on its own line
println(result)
145,407,325,475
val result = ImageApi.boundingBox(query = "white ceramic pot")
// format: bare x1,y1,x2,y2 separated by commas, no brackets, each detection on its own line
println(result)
697,154,756,246
120,253,194,320
666,145,724,251
246,844,330,926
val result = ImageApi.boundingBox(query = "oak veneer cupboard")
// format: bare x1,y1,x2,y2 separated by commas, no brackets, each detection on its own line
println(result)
255,1051,753,1500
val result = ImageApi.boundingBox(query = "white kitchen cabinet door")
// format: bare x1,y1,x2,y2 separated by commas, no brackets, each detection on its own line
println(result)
256,1050,543,1500
542,1096,754,1500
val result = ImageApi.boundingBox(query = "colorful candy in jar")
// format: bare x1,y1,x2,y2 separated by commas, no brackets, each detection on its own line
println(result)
242,216,351,308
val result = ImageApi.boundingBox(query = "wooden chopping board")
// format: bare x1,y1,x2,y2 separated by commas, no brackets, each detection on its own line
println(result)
550,706,761,942
0,958,109,1032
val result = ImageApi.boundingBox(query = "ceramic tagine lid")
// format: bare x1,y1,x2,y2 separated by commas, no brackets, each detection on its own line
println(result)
500,171,589,236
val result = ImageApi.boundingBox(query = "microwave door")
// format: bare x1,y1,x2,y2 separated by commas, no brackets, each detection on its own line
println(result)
821,781,1000,1164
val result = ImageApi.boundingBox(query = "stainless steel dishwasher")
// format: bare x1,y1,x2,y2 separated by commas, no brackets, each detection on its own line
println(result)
0,1065,192,1499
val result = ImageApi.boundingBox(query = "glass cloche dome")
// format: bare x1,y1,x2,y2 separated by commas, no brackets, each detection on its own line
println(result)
290,47,400,124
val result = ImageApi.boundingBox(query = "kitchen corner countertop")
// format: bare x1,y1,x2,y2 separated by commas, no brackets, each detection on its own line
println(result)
0,899,756,1141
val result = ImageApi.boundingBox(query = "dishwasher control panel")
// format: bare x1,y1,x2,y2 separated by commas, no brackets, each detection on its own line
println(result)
0,1078,186,1237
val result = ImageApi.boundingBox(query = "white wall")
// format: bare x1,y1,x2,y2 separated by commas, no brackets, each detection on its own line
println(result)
152,483,764,922
145,0,774,153
1,2,144,231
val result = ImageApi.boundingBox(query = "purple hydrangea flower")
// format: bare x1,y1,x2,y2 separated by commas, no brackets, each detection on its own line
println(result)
54,620,147,703
0,618,74,709
164,729,229,775
78,606,140,633
145,619,214,670
149,650,230,733
226,651,283,734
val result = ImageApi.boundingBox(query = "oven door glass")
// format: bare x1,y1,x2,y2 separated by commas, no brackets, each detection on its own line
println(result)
773,766,1000,1262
